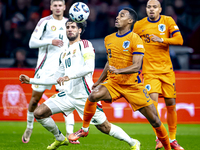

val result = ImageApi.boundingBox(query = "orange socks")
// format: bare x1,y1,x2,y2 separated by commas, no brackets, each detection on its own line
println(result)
166,105,177,140
83,98,97,128
155,123,171,150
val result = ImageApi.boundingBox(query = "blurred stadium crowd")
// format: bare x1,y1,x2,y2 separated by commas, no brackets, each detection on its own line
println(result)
0,0,200,69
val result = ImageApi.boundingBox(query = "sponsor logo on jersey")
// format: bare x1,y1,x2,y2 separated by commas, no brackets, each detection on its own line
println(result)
158,24,166,32
145,84,151,91
59,27,63,30
142,29,146,32
107,43,112,46
123,41,130,49
2,85,28,117
66,51,71,56
51,26,56,31
160,33,165,35
123,50,129,52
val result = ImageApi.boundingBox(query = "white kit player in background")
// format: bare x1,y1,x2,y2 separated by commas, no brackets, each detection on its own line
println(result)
19,18,139,150
22,0,78,144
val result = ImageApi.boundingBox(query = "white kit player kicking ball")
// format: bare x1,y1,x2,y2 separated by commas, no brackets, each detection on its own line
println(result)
19,18,140,150
22,0,78,144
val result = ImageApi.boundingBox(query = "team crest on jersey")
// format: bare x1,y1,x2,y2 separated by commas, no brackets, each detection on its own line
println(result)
62,53,66,58
51,26,56,31
145,84,151,91
123,41,130,49
158,24,166,32
51,94,56,98
34,85,39,88
73,49,76,54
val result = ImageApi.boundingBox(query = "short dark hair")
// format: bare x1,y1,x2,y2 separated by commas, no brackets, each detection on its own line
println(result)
123,7,138,24
66,18,87,36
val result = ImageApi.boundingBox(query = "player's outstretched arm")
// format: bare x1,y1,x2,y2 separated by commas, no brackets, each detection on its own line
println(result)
19,74,30,84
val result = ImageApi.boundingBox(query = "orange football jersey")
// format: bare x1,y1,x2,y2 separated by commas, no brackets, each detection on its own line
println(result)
104,30,145,85
133,15,183,73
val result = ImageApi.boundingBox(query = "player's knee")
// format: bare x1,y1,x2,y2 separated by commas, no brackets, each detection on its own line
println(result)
151,117,161,128
89,91,101,102
34,108,44,119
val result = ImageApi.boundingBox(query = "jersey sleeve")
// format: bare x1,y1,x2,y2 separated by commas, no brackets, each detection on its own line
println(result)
29,18,52,48
132,34,145,55
162,17,183,45
67,40,95,79
132,21,139,34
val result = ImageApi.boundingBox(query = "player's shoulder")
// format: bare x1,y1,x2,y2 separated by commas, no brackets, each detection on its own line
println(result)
135,17,148,26
161,15,174,21
105,32,117,40
80,39,93,48
37,15,52,26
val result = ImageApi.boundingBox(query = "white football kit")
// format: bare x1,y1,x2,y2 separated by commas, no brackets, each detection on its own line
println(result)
30,40,107,125
29,15,69,92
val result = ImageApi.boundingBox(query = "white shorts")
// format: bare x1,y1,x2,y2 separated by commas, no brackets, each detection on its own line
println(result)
44,91,107,125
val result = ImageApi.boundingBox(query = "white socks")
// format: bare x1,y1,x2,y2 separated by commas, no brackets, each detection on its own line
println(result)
36,117,65,141
109,123,134,146
27,111,34,129
64,113,74,134
82,127,89,132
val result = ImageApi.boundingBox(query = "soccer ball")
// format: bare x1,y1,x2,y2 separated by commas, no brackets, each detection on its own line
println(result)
69,2,90,23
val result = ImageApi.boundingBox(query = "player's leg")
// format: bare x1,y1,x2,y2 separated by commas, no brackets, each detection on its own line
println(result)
34,99,69,149
143,73,163,149
162,72,184,150
64,112,80,144
139,104,171,150
95,120,140,150
22,90,44,143
82,84,112,131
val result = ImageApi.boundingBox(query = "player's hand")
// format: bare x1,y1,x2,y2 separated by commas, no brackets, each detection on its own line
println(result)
52,39,63,47
149,34,163,43
19,74,30,84
57,76,70,86
92,82,100,90
109,65,119,74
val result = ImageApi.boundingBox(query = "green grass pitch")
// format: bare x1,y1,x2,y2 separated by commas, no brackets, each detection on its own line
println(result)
0,121,199,150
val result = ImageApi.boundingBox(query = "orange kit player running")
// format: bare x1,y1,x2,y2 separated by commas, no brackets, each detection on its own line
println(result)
69,8,171,150
133,0,184,150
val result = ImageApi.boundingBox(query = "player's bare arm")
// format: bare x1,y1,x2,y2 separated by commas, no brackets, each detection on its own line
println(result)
109,55,143,74
149,34,163,43
19,74,30,84
92,62,109,89
52,39,64,47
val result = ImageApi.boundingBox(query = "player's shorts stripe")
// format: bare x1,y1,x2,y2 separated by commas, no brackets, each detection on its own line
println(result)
171,30,180,36
82,40,89,48
34,48,48,75
96,104,103,112
137,75,142,83
82,77,91,95
132,52,144,55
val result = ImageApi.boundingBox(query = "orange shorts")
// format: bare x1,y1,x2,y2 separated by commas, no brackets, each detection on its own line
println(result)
100,80,153,111
143,72,176,98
